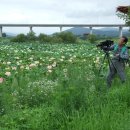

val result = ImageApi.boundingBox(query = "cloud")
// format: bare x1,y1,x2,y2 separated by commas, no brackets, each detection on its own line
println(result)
0,0,129,34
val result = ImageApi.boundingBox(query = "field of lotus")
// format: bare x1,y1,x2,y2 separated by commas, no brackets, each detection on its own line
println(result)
0,40,130,130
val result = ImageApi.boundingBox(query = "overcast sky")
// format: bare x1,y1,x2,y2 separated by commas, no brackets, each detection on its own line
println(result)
0,0,129,34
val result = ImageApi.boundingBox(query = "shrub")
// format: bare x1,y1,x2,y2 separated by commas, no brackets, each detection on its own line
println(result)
10,32,77,43
87,34,97,43
38,33,63,43
51,36,63,43
38,33,52,43
2,33,6,37
26,31,37,41
53,32,77,43
17,78,58,107
10,34,27,42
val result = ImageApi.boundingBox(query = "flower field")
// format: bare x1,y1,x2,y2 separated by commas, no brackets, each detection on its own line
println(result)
0,40,130,130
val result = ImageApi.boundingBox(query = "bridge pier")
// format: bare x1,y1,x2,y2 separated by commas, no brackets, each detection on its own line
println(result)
119,26,123,38
89,27,93,35
0,26,2,37
29,26,33,33
60,26,62,32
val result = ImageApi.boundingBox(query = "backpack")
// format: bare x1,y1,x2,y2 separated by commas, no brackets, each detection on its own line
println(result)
113,44,129,64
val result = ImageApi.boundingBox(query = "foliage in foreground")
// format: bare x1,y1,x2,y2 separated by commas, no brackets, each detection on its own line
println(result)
0,41,130,130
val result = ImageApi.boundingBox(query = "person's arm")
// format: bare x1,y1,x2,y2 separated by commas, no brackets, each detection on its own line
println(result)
108,44,115,51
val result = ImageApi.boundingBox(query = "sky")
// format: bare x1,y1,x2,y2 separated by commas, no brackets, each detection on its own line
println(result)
0,0,129,34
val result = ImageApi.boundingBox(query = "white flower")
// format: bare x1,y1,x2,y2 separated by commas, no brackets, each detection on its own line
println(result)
47,65,52,70
15,57,20,60
5,72,11,76
96,57,100,61
14,50,18,53
49,57,55,61
29,57,33,60
3,62,6,65
25,66,30,70
94,57,100,64
12,67,17,70
73,55,76,58
68,59,72,62
20,66,24,69
89,54,92,57
29,64,36,68
17,62,20,65
61,56,65,59
48,69,52,73
63,69,67,73
60,59,64,62
52,62,57,67
7,62,11,65
34,61,39,64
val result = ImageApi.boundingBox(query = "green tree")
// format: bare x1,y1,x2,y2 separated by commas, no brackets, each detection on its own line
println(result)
53,32,77,43
38,33,51,42
117,6,130,25
87,34,97,43
2,33,6,37
27,31,37,41
10,34,27,42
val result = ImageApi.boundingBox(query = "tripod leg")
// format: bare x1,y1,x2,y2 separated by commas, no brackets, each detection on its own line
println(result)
107,56,113,72
108,56,118,74
98,54,107,75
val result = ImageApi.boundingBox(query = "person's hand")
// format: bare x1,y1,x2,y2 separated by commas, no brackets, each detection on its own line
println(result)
115,54,120,59
115,54,120,57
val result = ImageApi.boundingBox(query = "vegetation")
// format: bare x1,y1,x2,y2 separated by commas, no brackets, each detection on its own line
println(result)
0,38,130,129
117,6,130,25
11,32,77,43
87,34,97,43
10,33,27,42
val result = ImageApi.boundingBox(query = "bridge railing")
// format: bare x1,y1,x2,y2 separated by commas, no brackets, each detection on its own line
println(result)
0,24,129,37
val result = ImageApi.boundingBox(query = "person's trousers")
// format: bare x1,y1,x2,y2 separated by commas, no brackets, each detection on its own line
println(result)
106,59,126,87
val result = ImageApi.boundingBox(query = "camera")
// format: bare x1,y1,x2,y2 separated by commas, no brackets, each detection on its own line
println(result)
96,40,114,51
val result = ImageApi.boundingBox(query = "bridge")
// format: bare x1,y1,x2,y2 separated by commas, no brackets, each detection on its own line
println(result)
0,24,129,37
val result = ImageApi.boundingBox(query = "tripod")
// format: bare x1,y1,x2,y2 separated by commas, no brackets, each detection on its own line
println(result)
98,50,117,75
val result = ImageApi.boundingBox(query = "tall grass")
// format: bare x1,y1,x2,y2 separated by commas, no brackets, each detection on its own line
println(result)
0,40,130,130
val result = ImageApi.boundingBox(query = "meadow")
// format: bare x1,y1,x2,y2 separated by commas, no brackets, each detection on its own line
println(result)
0,39,130,130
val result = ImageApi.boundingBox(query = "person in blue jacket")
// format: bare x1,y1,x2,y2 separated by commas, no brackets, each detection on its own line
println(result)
107,36,129,87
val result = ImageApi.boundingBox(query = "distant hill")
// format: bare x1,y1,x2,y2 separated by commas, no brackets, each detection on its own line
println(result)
64,27,130,37
6,32,16,37
1,32,16,37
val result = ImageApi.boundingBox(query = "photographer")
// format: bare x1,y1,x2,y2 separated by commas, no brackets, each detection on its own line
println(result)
107,36,129,87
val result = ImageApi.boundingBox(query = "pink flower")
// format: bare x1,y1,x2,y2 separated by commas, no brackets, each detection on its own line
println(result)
0,77,4,83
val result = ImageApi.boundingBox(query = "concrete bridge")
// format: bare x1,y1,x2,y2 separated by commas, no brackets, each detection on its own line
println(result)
0,24,129,37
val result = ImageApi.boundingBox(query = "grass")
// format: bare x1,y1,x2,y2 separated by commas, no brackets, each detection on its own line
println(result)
0,39,130,130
